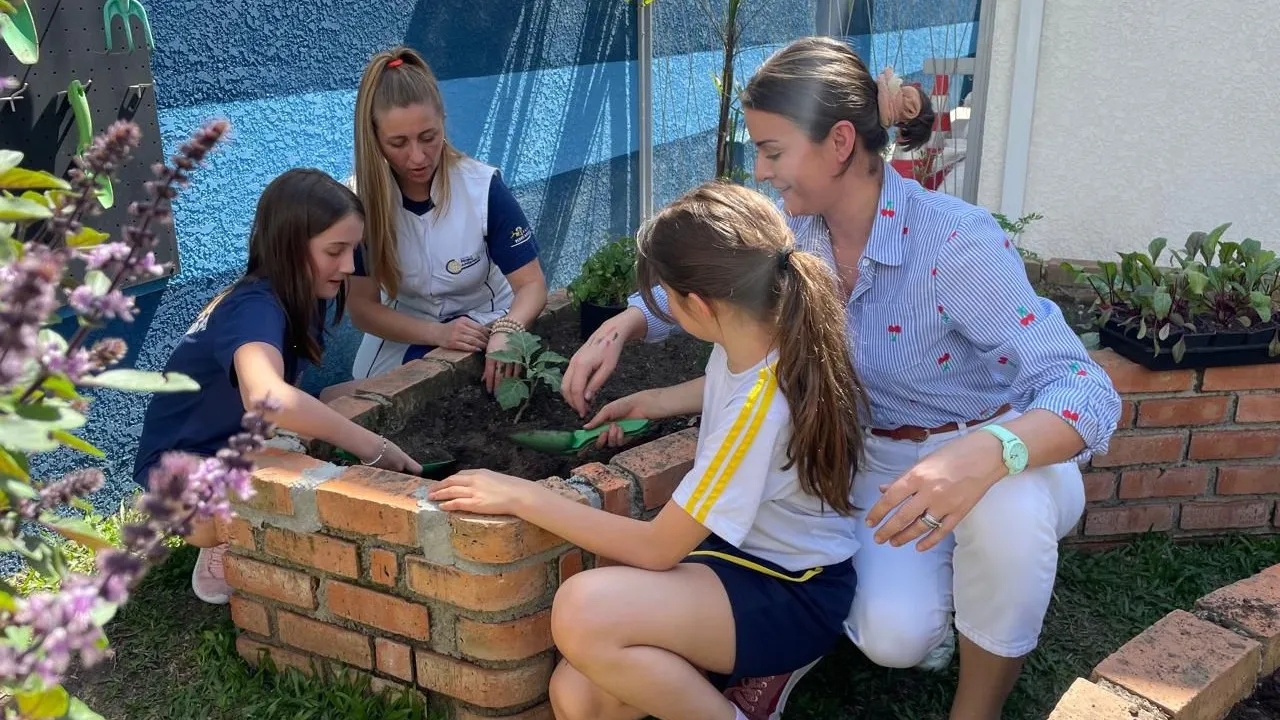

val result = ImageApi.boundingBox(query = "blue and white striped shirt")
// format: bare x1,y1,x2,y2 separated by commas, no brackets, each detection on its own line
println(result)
630,167,1121,458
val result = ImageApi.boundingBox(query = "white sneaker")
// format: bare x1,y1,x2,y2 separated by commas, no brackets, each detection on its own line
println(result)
915,626,956,672
192,544,231,605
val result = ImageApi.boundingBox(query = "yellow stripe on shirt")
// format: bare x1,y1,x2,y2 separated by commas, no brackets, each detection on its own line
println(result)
681,367,771,518
694,369,777,522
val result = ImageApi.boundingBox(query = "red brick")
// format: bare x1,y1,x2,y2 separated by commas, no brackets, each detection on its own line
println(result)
375,637,414,682
277,610,373,669
455,705,553,720
1046,678,1153,720
1090,432,1185,468
1118,467,1210,499
1083,472,1117,502
612,428,698,509
237,637,320,676
1197,565,1280,675
1092,609,1260,720
265,529,358,578
327,394,381,425
559,549,583,583
315,466,429,546
448,514,568,564
217,517,255,550
405,557,546,612
351,360,460,423
229,596,270,636
225,554,315,609
573,462,634,516
324,580,430,641
457,610,552,662
1084,505,1174,536
415,650,553,708
1118,400,1136,429
1204,365,1280,391
1137,396,1231,427
1189,429,1280,460
1236,394,1280,423
1218,465,1280,495
1181,500,1272,530
369,548,399,587
241,448,329,516
1091,349,1195,393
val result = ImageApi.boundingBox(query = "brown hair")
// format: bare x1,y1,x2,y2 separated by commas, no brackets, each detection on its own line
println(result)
200,169,361,366
354,46,463,298
741,36,935,171
637,182,866,514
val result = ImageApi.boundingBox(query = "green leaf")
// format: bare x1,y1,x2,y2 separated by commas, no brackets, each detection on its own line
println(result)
0,195,53,221
39,375,86,402
538,367,564,392
0,415,59,452
80,370,200,393
1147,237,1167,266
1249,291,1273,323
1079,332,1100,350
1152,289,1172,319
14,403,60,421
0,476,39,502
90,601,119,627
16,684,70,718
67,226,111,248
20,190,52,208
38,328,68,356
52,430,104,457
1184,230,1207,258
40,513,113,551
485,350,522,364
503,331,542,359
1158,323,1171,341
66,697,107,720
0,150,22,174
83,270,111,296
0,589,16,613
19,534,67,581
1239,315,1253,328
70,497,93,513
1172,337,1186,363
0,167,71,191
1137,317,1147,340
1185,270,1209,295
1270,332,1280,358
537,350,569,366
495,378,529,411
0,447,29,481
5,624,33,651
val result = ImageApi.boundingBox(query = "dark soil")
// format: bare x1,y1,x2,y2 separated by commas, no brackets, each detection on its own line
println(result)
1226,668,1280,720
388,311,711,481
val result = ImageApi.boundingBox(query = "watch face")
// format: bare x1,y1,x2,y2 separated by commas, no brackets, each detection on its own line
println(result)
1008,443,1029,471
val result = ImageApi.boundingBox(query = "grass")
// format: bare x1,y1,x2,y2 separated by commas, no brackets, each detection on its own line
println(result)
13,509,1280,719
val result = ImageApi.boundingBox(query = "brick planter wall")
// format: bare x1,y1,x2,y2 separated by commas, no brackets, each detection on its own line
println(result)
223,287,1280,712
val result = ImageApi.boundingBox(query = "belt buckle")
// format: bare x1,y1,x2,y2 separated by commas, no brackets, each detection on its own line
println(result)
913,427,932,443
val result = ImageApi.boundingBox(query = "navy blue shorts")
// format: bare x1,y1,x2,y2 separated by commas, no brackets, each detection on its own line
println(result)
681,535,856,686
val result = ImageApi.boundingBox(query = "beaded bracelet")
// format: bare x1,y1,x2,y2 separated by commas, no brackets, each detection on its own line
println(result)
491,317,526,335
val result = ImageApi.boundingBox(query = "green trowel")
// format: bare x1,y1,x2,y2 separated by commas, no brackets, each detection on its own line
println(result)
67,79,114,210
510,418,651,455
332,449,458,480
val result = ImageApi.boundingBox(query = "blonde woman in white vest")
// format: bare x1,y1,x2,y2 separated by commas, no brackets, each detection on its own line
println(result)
343,47,547,392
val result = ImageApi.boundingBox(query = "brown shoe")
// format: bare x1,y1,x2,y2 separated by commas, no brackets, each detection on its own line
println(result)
723,658,821,720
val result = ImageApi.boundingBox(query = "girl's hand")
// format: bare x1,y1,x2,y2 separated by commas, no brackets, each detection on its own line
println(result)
433,317,490,353
483,331,521,393
584,390,657,448
865,431,1006,551
561,308,646,417
359,436,423,475
428,469,536,515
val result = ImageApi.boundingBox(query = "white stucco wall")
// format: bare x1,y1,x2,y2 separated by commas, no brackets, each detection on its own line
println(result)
977,0,1280,260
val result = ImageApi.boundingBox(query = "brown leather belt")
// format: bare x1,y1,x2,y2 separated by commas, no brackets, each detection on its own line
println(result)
870,403,1012,443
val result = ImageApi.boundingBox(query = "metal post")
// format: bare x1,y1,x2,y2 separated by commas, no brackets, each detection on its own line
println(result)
999,0,1044,219
963,0,997,205
637,0,655,221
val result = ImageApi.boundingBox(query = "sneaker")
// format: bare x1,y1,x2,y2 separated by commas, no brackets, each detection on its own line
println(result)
914,627,956,672
191,543,231,605
724,657,821,720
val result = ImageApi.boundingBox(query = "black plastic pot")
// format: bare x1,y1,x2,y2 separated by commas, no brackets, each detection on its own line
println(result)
1247,323,1277,346
1099,320,1280,370
580,301,626,340
1212,330,1250,347
1181,332,1213,349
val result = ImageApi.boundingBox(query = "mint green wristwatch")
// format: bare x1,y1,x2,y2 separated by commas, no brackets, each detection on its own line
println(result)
981,424,1029,476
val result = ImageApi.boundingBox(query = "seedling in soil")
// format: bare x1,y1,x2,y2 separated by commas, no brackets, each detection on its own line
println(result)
487,331,568,423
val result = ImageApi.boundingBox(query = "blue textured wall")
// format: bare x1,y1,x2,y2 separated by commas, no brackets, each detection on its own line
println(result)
30,0,981,523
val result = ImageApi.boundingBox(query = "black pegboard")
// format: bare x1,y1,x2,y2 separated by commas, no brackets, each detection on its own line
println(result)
0,0,178,289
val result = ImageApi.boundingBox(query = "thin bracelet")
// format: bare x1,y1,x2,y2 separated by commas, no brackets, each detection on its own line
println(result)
362,437,387,467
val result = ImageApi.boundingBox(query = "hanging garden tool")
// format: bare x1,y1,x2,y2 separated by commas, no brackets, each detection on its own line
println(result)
509,418,651,455
332,449,459,480
0,0,39,64
102,0,154,52
67,79,114,209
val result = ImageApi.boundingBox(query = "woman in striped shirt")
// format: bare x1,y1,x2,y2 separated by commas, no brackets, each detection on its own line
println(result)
564,37,1122,720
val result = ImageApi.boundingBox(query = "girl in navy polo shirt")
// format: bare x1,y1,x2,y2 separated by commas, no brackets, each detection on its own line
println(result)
340,47,548,395
134,169,421,605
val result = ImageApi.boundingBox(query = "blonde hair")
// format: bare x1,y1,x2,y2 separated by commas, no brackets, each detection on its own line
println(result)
354,46,464,298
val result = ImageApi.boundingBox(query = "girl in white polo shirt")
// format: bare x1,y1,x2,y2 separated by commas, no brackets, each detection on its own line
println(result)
346,47,547,392
429,181,865,720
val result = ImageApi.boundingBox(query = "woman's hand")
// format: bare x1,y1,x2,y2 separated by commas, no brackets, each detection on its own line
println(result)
428,469,538,516
483,331,521,393
865,431,1006,551
562,307,647,417
584,390,658,448
432,317,490,353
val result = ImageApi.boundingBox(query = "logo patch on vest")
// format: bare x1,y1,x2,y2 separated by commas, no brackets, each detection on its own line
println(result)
509,226,532,247
446,252,483,275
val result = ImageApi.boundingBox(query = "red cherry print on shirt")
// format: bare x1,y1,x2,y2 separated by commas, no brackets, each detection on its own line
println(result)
998,356,1009,365
903,226,909,236
1020,314,1037,327
881,201,896,218
937,352,951,365
1004,238,1011,248
931,267,938,277
1061,409,1081,422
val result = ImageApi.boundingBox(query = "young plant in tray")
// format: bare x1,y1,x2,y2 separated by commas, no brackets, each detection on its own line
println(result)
487,331,568,423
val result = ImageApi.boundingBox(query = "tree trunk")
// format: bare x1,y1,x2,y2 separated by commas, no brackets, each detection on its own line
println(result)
714,0,741,179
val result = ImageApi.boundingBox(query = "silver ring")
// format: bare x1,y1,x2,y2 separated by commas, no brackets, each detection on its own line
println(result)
920,512,943,530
